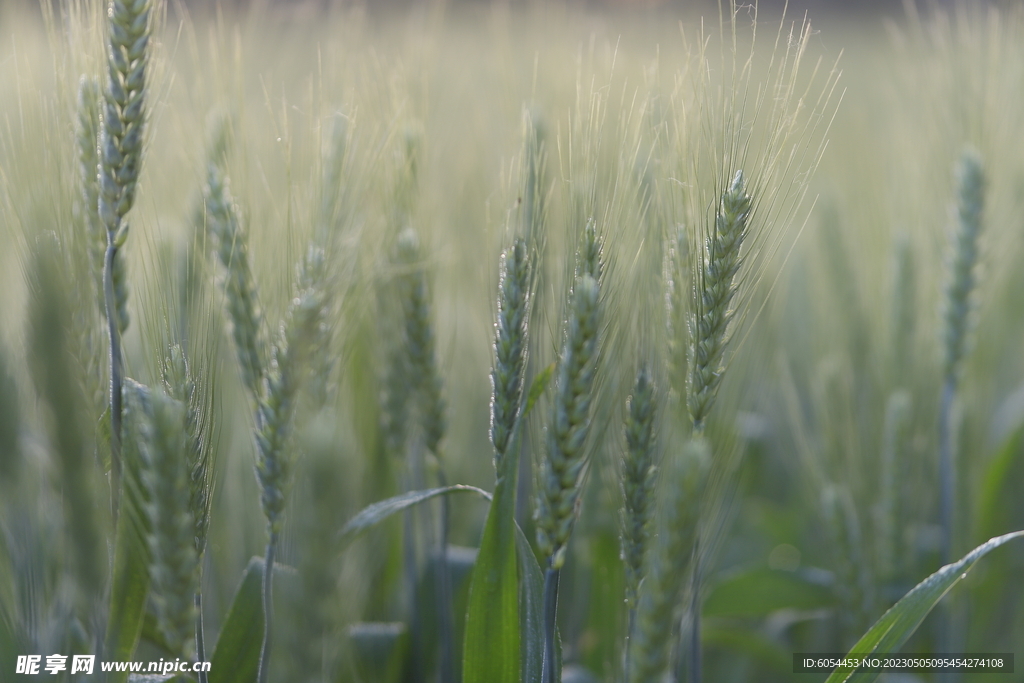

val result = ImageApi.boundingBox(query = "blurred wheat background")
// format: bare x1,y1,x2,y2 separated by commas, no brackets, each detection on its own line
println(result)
2,1,1024,682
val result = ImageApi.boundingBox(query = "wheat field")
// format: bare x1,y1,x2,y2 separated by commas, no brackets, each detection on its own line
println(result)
1,1,1024,682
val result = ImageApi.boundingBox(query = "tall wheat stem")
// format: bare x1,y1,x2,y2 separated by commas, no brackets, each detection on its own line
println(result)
687,170,751,683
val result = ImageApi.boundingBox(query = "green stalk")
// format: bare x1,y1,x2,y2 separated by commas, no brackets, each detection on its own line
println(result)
195,591,208,683
104,240,123,519
541,568,560,683
257,533,277,683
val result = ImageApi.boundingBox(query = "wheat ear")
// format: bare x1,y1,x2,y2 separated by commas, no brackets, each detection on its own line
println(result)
491,238,531,463
939,148,984,567
139,389,199,660
205,163,267,399
76,76,106,315
396,228,446,457
688,170,751,432
621,367,657,614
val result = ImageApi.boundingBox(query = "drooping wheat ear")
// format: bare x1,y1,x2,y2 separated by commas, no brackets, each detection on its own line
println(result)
621,367,657,612
941,149,984,383
665,225,690,398
396,228,446,457
535,270,603,570
205,163,267,400
76,76,106,315
161,344,214,555
139,388,199,660
490,238,531,463
627,437,708,683
689,170,751,432
256,247,328,537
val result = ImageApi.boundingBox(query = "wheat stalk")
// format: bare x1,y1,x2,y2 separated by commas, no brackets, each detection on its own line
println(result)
627,437,708,683
99,0,154,520
536,226,603,683
255,247,328,683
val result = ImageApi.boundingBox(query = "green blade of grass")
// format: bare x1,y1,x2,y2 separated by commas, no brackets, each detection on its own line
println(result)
207,556,297,683
463,458,520,683
105,388,152,683
104,506,150,683
516,517,555,683
825,530,1024,683
338,486,492,545
209,558,270,683
975,423,1024,541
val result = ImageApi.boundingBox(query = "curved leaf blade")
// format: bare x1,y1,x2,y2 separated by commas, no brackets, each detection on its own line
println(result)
209,558,265,683
339,486,492,545
516,519,546,683
825,530,1024,683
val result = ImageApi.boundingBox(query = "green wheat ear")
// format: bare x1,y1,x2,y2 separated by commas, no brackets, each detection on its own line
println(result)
99,0,155,332
536,263,603,569
490,238,531,463
161,344,215,555
396,227,446,457
256,247,329,536
139,388,199,660
76,76,106,316
205,161,268,400
941,148,984,382
621,366,657,612
689,170,751,432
